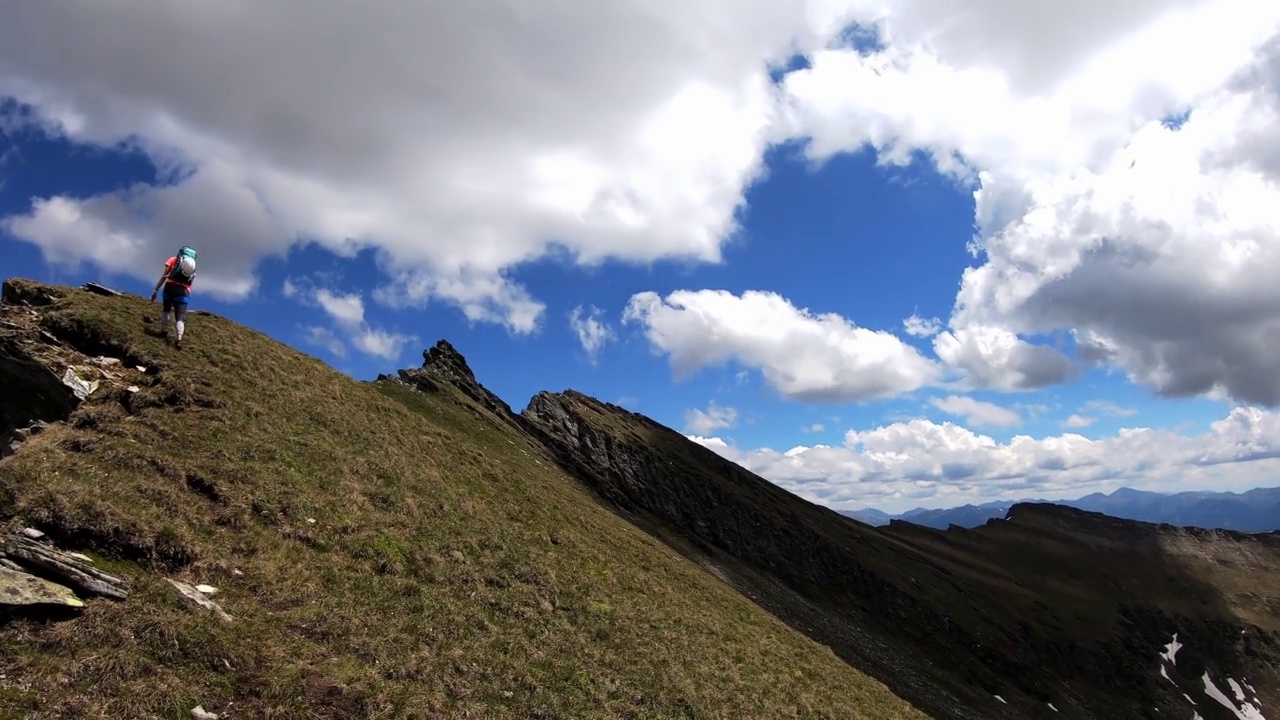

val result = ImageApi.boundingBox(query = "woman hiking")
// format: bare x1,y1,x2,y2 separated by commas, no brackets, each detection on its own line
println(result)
149,246,198,349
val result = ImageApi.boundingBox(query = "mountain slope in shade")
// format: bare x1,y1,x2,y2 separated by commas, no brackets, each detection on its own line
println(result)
510,389,1280,720
848,487,1280,532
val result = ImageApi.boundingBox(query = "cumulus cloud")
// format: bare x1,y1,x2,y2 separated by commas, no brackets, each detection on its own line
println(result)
929,395,1021,428
353,327,415,361
684,401,739,435
1064,414,1094,428
0,0,859,330
691,406,1280,513
777,1,1280,405
569,305,616,363
4,0,1280,408
624,289,942,402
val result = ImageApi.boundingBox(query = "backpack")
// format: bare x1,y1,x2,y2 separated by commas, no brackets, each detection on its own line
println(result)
168,246,197,285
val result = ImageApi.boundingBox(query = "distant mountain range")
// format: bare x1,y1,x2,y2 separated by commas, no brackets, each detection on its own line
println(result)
843,485,1280,532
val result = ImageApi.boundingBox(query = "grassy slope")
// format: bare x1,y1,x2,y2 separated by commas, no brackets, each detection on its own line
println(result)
0,280,926,720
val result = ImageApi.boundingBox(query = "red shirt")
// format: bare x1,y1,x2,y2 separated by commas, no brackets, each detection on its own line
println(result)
164,256,192,292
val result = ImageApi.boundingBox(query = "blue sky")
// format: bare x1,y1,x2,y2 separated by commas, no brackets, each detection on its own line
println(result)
3,1,1279,514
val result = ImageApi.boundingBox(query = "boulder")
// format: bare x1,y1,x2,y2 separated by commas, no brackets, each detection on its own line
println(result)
0,566,84,609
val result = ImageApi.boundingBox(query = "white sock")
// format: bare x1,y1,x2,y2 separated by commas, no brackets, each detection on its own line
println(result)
176,320,185,339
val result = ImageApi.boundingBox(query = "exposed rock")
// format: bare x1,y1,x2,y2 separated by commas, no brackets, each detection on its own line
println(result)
60,367,100,400
396,340,521,429
2,534,130,600
20,527,44,540
0,278,64,307
80,282,121,297
167,579,232,622
0,566,84,609
190,704,219,720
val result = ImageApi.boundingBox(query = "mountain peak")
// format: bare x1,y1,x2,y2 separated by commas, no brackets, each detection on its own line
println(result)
421,338,475,383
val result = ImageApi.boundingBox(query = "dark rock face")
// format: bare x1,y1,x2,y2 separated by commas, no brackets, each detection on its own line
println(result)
397,340,518,429
518,390,1280,720
1,284,84,458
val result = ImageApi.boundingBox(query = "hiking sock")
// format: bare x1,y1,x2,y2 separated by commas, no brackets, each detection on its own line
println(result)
176,320,185,342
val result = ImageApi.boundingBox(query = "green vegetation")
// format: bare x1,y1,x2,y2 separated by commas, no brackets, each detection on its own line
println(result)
0,280,925,719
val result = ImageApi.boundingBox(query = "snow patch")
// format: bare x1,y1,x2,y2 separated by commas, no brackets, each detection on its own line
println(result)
1230,678,1247,702
994,695,1007,704
1163,634,1183,665
1202,672,1267,720
1048,702,1059,712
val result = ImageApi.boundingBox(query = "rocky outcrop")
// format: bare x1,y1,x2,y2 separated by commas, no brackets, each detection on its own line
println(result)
1,279,154,459
391,340,522,431
0,528,130,620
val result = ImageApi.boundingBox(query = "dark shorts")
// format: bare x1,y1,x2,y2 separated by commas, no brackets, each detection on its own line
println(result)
162,284,189,316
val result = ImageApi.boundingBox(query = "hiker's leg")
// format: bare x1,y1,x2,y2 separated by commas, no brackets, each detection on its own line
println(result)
161,294,174,331
174,300,187,341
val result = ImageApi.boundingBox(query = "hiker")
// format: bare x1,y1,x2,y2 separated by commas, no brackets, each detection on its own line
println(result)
149,246,198,349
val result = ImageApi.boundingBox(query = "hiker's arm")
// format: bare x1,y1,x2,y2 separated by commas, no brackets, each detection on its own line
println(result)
150,267,168,299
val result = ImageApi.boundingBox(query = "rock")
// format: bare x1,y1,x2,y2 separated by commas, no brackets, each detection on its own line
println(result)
126,385,140,393
2,534,129,600
80,282,121,297
0,279,62,306
195,584,217,595
20,527,44,540
0,566,84,609
397,339,522,429
167,579,232,622
60,367,100,400
190,704,219,719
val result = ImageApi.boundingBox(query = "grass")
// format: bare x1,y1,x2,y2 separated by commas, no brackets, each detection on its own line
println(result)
0,279,926,719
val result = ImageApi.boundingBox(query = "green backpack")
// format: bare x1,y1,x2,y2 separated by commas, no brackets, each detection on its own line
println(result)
169,246,198,285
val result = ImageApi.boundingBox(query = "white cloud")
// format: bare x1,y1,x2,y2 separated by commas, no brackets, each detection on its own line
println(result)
624,289,942,402
692,406,1280,513
685,401,739,435
569,305,616,363
284,277,415,361
804,423,826,433
1064,400,1137,429
313,288,365,328
302,325,347,358
929,395,1021,428
0,0,859,330
1081,400,1138,418
777,1,1280,405
354,327,414,361
903,312,941,338
3,0,1279,409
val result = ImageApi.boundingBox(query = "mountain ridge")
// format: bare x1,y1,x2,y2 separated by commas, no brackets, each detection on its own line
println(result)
847,485,1280,532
